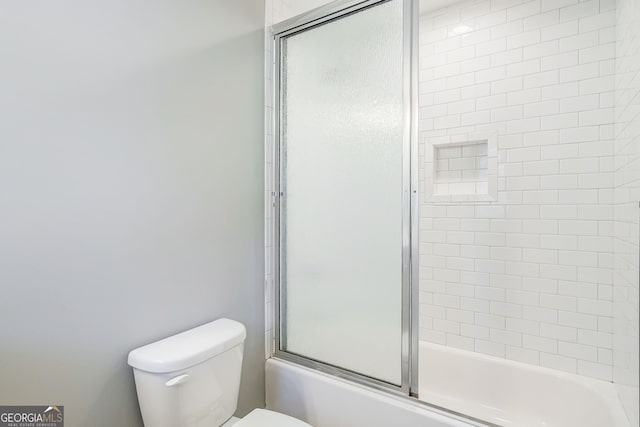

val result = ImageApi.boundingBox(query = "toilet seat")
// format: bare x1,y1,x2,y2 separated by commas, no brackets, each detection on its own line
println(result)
233,409,311,427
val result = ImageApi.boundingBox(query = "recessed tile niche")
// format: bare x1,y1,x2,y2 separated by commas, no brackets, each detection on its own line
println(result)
425,135,497,202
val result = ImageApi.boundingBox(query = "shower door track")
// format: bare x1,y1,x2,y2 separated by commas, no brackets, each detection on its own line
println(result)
271,0,419,398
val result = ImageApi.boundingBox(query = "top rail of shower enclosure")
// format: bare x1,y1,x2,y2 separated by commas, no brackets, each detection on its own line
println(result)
270,0,419,397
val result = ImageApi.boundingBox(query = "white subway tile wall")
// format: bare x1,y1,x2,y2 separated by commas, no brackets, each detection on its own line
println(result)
419,0,617,381
614,0,640,424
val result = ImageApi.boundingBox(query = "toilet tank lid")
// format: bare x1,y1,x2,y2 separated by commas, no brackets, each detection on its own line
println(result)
127,318,246,373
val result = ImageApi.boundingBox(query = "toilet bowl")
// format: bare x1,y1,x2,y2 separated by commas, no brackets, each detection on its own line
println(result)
127,318,311,427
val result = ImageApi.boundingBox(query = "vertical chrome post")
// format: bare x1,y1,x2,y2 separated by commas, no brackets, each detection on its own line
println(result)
273,28,282,354
408,0,420,398
400,0,415,396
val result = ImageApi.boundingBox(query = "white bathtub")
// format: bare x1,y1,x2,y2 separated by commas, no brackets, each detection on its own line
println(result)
266,358,482,427
419,342,630,427
266,344,631,427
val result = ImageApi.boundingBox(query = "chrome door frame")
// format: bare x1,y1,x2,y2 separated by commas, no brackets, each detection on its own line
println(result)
271,0,419,397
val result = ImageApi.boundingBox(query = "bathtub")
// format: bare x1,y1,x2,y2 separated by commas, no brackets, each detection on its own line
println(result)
266,344,630,427
419,341,630,427
266,358,482,427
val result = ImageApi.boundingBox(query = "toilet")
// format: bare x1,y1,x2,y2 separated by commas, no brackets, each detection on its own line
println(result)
127,318,311,427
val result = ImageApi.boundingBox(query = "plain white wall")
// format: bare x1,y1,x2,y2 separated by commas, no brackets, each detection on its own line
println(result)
0,1,265,426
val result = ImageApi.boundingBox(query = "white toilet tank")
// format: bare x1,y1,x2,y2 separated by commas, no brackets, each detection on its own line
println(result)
127,318,247,427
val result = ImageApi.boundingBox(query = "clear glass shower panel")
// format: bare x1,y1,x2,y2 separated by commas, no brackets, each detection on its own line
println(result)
280,0,405,385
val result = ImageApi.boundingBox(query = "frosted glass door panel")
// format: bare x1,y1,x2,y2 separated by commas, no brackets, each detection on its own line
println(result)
281,0,404,385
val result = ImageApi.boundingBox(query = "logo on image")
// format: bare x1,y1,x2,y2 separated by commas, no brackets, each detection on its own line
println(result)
0,405,64,427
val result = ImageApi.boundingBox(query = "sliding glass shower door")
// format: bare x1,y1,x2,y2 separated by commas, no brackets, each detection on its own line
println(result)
274,0,416,389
